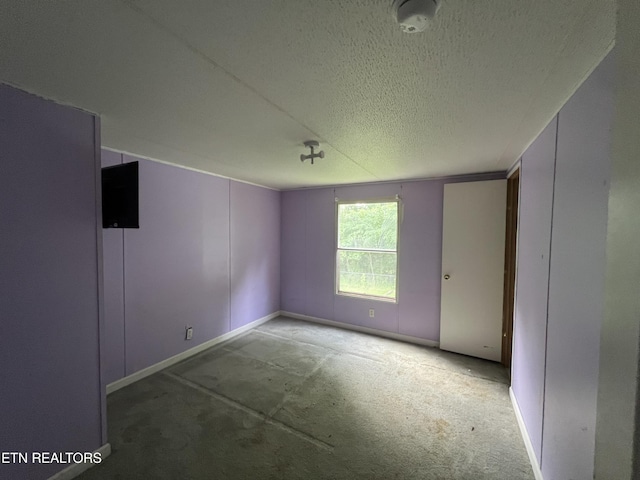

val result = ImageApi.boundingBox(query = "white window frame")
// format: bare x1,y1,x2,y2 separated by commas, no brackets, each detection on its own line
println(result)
335,197,400,303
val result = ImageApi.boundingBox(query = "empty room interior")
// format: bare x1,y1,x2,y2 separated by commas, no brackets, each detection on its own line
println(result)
1,1,639,479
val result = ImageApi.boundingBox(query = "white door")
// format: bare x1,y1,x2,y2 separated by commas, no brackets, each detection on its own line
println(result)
440,180,507,362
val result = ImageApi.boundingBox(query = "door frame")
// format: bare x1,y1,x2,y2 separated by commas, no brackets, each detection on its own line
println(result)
501,168,520,369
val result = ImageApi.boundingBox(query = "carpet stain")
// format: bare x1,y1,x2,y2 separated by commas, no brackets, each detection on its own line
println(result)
433,418,450,440
238,428,266,448
251,429,265,445
120,414,151,443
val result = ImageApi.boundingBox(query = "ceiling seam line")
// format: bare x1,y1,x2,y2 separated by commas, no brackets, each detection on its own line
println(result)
103,133,280,190
118,0,381,180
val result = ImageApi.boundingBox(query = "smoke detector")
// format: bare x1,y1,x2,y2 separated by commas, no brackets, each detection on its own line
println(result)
391,0,440,33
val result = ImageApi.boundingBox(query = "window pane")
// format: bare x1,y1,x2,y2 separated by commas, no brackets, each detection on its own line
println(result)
338,202,398,250
337,250,396,299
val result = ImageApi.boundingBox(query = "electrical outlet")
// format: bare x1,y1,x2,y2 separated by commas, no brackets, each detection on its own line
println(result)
185,327,193,340
369,309,375,318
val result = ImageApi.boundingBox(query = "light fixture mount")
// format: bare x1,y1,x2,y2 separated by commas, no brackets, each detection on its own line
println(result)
300,140,325,165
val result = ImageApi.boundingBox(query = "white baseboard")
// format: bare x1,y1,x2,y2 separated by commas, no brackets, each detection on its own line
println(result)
509,387,544,480
280,311,439,348
47,443,111,480
107,311,280,394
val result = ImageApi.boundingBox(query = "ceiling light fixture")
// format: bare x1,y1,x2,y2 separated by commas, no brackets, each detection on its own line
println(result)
391,0,440,33
300,140,325,165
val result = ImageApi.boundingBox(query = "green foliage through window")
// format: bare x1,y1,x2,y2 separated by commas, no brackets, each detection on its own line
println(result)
337,201,398,300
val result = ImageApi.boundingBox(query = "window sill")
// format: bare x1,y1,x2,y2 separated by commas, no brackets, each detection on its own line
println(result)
336,291,398,304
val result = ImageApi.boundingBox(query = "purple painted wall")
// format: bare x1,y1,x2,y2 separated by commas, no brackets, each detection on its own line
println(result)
101,150,125,385
397,181,446,339
304,188,337,321
123,157,231,374
280,190,306,314
102,153,280,381
541,51,614,480
280,174,503,341
511,50,614,479
511,116,557,463
230,181,281,330
0,84,103,479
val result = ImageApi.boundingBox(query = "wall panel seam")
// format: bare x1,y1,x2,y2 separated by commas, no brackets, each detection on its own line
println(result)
540,114,560,469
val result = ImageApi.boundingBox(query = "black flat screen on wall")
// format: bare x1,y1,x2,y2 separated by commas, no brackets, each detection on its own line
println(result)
102,161,139,228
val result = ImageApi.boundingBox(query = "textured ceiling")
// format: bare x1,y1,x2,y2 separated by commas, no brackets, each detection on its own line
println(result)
0,0,614,189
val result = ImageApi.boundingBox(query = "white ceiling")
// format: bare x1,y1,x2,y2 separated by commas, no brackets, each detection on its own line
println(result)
0,0,614,189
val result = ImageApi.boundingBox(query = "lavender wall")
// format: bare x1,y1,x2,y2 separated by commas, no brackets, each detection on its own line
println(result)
512,50,614,479
281,174,503,341
397,181,446,339
541,51,614,480
595,3,640,476
230,181,281,330
123,157,231,374
102,153,280,381
511,116,557,463
0,84,103,479
280,190,306,314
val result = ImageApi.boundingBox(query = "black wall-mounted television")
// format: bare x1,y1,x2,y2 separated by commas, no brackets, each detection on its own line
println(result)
102,161,139,228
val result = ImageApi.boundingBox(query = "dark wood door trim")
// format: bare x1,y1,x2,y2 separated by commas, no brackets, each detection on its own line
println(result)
502,168,520,370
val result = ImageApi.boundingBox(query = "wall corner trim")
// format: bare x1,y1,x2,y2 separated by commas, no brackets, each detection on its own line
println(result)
47,443,111,480
106,311,281,395
509,387,544,480
280,311,439,348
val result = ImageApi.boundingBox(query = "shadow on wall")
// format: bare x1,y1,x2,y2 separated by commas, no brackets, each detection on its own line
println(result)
229,181,280,330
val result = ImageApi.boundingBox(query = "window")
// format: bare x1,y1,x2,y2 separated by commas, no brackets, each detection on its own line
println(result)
336,199,399,302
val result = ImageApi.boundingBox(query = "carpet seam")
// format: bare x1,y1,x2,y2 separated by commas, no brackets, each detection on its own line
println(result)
162,371,335,452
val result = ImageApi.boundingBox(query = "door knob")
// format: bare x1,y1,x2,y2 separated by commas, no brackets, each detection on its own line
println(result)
443,274,450,280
